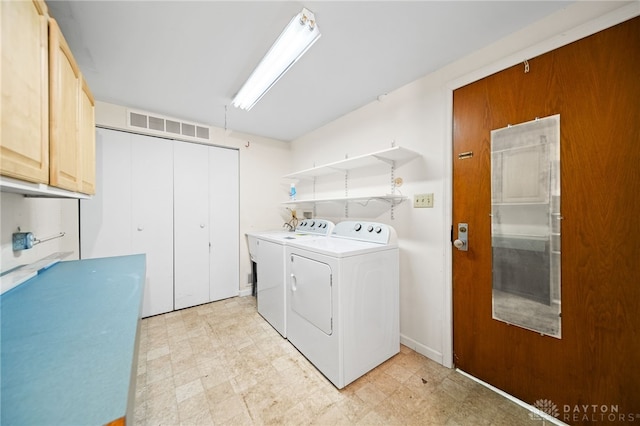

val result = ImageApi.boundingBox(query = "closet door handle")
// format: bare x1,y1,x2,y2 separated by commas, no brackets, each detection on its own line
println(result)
290,274,297,292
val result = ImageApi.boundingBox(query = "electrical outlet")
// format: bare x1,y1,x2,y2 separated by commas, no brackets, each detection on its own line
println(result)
414,193,434,208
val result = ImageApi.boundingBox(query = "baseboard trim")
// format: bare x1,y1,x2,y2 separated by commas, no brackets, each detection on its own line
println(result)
456,369,567,425
400,334,443,365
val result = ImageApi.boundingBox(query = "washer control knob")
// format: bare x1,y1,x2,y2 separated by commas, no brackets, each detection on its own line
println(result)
310,221,315,227
375,226,382,233
367,225,374,232
354,223,362,231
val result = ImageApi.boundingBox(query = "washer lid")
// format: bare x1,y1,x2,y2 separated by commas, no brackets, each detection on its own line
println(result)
249,230,327,244
286,236,397,257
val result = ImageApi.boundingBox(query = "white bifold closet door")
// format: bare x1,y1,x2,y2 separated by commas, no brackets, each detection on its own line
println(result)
173,142,239,308
173,142,211,310
131,135,174,317
81,129,174,318
209,147,239,301
82,128,239,317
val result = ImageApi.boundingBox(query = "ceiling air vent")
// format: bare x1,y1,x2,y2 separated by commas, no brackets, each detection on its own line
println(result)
126,109,212,143
181,123,195,137
166,120,181,134
148,116,165,132
130,112,148,128
197,126,209,139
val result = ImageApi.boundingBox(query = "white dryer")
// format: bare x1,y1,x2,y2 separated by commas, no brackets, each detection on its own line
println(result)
246,219,334,337
285,221,399,389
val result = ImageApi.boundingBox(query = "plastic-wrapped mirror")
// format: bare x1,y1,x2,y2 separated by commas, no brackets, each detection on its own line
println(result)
491,115,561,338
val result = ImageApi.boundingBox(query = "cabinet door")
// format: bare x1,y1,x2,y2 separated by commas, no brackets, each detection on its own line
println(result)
49,18,81,192
174,142,210,310
79,77,95,194
80,128,132,258
209,147,239,301
131,134,174,317
0,0,49,183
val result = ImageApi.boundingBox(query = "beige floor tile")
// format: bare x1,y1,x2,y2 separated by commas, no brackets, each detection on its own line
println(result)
177,392,210,423
209,393,250,424
135,297,543,426
175,378,204,403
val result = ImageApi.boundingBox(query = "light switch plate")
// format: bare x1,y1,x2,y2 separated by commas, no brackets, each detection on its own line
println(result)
414,193,434,208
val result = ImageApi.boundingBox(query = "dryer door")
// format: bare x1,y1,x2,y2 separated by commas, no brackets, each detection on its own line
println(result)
289,254,332,335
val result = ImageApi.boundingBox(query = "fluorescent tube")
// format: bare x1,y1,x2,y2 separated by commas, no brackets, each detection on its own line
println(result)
232,8,321,111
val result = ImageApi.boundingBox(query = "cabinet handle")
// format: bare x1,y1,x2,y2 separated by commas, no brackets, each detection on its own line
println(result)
137,225,144,231
200,224,206,228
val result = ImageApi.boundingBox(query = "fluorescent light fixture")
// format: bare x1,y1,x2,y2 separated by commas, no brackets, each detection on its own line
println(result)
232,8,321,111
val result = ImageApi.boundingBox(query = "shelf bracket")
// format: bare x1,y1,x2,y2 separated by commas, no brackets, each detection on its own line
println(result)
344,170,349,218
372,155,395,166
312,177,317,218
390,160,396,220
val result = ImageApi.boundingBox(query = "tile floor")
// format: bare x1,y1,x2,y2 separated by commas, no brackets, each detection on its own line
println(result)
135,296,546,425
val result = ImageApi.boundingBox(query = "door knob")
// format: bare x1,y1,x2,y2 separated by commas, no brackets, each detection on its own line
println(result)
454,223,468,251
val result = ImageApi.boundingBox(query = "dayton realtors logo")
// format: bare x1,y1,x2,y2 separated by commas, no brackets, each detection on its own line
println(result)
530,399,560,420
530,399,639,423
562,405,638,423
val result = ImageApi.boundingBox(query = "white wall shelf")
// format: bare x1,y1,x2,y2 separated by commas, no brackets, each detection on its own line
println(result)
282,194,409,206
282,145,420,219
283,146,420,180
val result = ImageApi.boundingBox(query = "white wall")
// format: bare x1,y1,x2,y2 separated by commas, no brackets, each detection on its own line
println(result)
290,1,638,367
0,193,79,272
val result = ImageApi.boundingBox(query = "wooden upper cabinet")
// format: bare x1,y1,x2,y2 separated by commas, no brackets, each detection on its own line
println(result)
49,18,81,192
0,0,50,183
79,77,96,194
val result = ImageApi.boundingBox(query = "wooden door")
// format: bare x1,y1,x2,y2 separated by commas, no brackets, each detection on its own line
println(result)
0,0,49,183
209,146,239,301
174,141,210,310
452,17,639,423
49,18,81,191
131,134,174,318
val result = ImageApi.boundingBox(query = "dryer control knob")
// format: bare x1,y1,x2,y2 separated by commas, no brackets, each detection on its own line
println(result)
375,226,382,233
354,223,362,231
367,225,374,232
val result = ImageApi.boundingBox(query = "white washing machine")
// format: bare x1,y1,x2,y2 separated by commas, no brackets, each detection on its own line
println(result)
285,221,399,389
246,219,334,337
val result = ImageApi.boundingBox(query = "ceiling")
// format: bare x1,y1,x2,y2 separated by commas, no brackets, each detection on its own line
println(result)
47,1,573,142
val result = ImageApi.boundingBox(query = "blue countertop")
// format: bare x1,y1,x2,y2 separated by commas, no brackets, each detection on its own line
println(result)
1,254,145,425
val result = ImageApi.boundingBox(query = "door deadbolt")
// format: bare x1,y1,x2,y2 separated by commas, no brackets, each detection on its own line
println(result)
454,223,468,251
